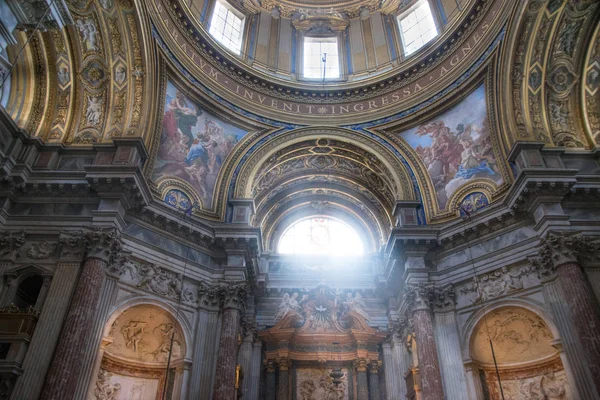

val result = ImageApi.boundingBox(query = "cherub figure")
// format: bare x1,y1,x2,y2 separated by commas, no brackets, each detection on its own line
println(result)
86,96,102,125
76,18,99,52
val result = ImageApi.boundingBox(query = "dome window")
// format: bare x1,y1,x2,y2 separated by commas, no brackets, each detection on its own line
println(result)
209,0,245,55
397,0,438,56
303,37,340,79
278,217,363,255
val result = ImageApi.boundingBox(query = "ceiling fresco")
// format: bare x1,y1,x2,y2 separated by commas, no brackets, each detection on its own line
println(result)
151,81,249,209
396,84,502,209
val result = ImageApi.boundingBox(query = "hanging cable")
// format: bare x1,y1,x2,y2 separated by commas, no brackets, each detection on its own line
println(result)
0,0,58,90
162,206,194,400
459,204,505,400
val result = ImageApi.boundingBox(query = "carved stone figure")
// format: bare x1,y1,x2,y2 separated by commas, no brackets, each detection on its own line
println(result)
26,241,57,259
150,322,180,361
93,369,121,400
76,18,99,52
86,96,102,125
344,292,370,321
121,320,147,352
274,292,302,321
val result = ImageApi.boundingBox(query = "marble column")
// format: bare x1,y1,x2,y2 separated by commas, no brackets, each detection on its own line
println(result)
277,359,290,400
9,262,79,400
248,340,263,400
536,231,600,398
369,361,381,400
557,262,600,388
265,361,277,400
73,275,118,399
542,278,598,399
382,342,399,400
355,358,369,400
407,284,444,400
213,283,248,400
40,228,122,400
434,307,468,400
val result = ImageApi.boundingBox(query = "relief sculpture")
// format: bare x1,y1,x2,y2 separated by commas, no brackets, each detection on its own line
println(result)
296,369,348,400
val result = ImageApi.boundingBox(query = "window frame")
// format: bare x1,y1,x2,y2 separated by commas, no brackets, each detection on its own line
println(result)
297,31,346,82
301,36,341,80
277,216,364,255
396,0,440,58
208,0,247,56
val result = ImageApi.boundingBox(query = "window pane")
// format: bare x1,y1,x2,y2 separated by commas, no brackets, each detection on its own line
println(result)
278,218,364,255
303,37,340,79
209,1,244,54
398,0,438,56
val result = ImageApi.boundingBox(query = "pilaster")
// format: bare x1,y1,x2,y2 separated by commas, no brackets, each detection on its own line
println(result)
432,285,468,400
354,358,369,400
9,262,79,400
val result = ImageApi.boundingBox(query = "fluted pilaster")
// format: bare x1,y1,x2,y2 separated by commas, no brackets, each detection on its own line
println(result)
40,258,107,400
434,310,468,400
265,361,276,400
40,228,123,400
277,359,290,400
237,325,255,399
369,361,381,400
73,276,117,399
382,342,398,400
355,358,369,400
542,279,598,399
392,337,410,399
534,231,600,397
9,263,79,400
248,340,263,400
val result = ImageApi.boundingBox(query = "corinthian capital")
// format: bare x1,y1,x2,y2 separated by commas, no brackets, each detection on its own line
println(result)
404,283,434,312
198,281,221,310
58,231,87,261
0,231,26,261
84,227,123,263
432,284,456,312
537,231,584,268
218,282,249,311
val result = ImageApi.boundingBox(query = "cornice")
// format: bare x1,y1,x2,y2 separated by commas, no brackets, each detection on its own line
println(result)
149,0,509,118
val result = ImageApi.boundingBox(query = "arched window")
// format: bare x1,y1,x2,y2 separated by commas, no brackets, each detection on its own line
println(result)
278,217,364,255
13,275,43,309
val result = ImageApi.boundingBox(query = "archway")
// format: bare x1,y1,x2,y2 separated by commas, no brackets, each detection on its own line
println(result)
469,307,572,399
90,304,187,400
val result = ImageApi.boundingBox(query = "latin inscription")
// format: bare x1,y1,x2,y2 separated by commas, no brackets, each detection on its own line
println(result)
155,0,500,117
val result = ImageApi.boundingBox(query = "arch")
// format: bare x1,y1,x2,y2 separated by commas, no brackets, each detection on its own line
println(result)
461,299,561,360
104,296,193,360
234,126,416,201
462,302,573,399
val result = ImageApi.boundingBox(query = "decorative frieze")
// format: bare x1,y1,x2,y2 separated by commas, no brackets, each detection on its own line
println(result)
124,260,194,304
459,265,533,303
